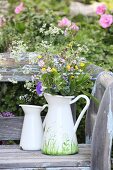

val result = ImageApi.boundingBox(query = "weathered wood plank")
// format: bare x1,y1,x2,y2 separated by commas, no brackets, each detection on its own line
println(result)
85,72,113,144
0,117,23,140
0,52,38,82
3,168,90,170
0,53,104,82
0,144,91,153
0,145,91,169
91,83,113,170
99,72,113,88
86,64,104,80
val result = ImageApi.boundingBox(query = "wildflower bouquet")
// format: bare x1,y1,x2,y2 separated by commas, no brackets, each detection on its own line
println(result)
30,43,91,97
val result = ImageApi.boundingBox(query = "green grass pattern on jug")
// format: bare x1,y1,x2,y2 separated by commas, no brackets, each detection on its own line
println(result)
42,138,79,155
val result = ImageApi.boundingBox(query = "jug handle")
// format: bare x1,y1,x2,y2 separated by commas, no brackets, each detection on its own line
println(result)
70,95,90,133
41,104,48,128
41,104,48,111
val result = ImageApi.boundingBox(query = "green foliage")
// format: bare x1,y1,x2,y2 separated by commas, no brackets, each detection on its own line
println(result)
0,82,46,116
8,0,70,13
71,15,113,71
0,10,58,52
100,0,113,9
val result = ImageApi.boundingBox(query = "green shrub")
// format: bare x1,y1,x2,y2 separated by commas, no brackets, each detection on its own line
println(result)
0,82,46,116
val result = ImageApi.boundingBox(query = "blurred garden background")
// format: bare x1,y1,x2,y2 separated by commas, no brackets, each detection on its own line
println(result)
0,0,113,142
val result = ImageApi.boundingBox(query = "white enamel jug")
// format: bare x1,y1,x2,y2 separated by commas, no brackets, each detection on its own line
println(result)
42,93,90,155
19,104,47,150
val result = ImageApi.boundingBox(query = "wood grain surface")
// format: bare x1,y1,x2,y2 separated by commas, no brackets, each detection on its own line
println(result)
0,144,91,169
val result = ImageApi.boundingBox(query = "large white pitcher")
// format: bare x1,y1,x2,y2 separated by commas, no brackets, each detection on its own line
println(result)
20,104,47,150
42,93,90,155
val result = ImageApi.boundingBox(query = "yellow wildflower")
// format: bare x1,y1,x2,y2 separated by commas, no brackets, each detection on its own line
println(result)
75,65,78,70
71,75,74,79
80,62,85,67
68,43,72,48
37,55,42,59
51,68,57,72
41,67,46,72
66,65,71,71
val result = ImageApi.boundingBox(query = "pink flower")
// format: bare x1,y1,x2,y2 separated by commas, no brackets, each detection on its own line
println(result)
70,23,79,31
0,16,6,27
96,4,107,15
99,14,113,28
14,2,24,14
38,60,45,67
60,58,65,63
47,67,51,72
58,17,71,27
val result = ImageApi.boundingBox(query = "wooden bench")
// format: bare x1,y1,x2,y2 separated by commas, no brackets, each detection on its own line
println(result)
0,53,113,170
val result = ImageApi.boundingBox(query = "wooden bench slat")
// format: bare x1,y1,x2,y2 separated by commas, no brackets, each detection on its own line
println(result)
0,53,104,82
0,117,23,140
0,144,91,169
1,168,90,170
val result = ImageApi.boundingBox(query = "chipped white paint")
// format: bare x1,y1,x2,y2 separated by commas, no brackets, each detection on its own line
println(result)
92,71,113,96
107,88,113,137
86,136,92,144
0,74,3,80
91,82,96,96
107,87,113,170
7,78,17,84
91,71,105,95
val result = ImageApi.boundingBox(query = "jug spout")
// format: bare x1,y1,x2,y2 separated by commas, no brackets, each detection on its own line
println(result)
19,104,43,112
19,104,48,113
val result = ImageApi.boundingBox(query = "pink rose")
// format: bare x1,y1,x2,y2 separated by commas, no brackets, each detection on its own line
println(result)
58,17,71,27
14,2,24,14
99,14,113,28
70,23,79,31
96,4,107,15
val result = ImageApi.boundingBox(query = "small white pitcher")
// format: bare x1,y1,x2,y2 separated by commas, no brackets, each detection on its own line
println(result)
19,104,47,150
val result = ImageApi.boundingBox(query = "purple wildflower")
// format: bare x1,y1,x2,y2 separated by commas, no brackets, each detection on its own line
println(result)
36,81,43,96
0,112,14,145
0,112,14,117
53,55,59,65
